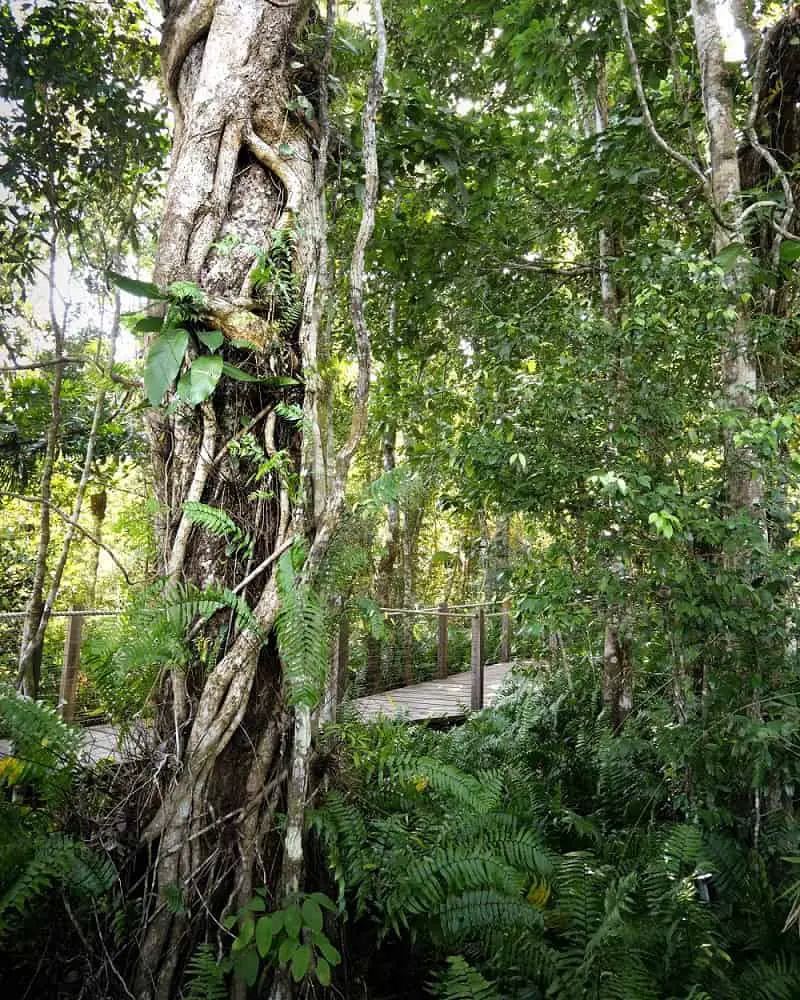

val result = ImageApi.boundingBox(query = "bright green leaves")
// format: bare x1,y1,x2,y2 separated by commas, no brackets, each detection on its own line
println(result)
779,239,800,264
106,270,166,301
109,270,300,407
144,329,189,406
176,355,223,406
197,329,224,352
301,895,324,933
648,509,681,540
225,891,340,990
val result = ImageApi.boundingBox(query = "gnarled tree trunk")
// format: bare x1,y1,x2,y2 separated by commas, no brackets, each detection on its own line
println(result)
134,2,385,997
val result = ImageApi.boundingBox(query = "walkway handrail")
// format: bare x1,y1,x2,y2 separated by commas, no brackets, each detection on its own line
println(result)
352,600,514,703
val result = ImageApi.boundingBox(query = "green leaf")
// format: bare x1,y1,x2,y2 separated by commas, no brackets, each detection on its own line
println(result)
713,242,748,274
316,936,341,966
291,944,312,982
176,355,223,405
107,269,166,300
316,957,331,986
144,329,189,405
308,892,338,913
278,937,296,967
133,315,164,335
221,362,263,383
780,239,800,263
278,142,295,157
233,947,259,987
283,903,303,939
197,329,225,352
222,914,237,930
232,917,254,951
255,915,274,957
301,897,323,933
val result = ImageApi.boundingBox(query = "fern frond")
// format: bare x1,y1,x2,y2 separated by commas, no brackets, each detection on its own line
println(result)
184,943,229,1000
276,546,330,709
0,686,82,800
0,833,114,936
183,501,252,556
428,956,502,1000
436,889,544,939
388,755,501,813
397,850,528,917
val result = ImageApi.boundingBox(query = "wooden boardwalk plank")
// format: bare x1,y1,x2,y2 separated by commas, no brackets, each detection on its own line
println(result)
354,661,513,722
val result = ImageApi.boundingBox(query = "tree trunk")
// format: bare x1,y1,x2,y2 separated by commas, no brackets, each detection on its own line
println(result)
365,424,398,691
18,238,64,699
401,501,422,683
87,489,107,608
691,0,761,521
134,2,384,997
576,63,635,729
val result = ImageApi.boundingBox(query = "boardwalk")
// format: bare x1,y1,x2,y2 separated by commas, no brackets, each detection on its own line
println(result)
0,664,515,765
355,661,513,722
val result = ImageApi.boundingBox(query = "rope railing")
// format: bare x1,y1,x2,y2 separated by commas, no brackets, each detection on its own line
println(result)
0,609,122,620
1,601,516,714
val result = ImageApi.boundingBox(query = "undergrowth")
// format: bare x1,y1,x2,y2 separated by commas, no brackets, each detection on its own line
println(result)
315,666,800,999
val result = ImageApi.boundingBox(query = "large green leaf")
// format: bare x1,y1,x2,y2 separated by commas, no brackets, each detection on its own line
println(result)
780,239,800,264
291,944,312,982
176,355,223,405
107,269,166,300
144,329,189,405
197,329,225,352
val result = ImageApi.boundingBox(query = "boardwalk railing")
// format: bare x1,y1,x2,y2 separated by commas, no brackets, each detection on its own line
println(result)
343,600,514,710
2,600,514,718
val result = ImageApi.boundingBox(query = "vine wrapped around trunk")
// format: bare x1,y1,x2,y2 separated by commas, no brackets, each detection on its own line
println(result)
133,2,385,997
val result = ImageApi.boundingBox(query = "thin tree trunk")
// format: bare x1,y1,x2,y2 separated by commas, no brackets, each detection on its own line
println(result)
366,423,398,691
691,0,762,522
575,64,634,728
86,489,108,608
401,502,422,684
18,237,66,698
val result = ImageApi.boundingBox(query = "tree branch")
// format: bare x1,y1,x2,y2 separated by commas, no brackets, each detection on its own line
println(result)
2,492,133,585
0,357,86,373
617,0,711,196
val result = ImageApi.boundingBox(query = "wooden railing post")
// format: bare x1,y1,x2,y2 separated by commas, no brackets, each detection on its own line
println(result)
501,599,511,662
436,602,448,678
471,608,485,710
58,607,83,724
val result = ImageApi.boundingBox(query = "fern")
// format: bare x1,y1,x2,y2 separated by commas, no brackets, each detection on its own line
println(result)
184,501,253,558
276,544,330,709
183,943,229,1000
0,685,82,799
84,582,262,720
428,956,502,1000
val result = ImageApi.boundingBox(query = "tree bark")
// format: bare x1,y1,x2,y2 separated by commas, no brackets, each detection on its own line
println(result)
575,63,634,729
134,2,385,996
18,237,65,698
365,424,398,691
691,0,762,520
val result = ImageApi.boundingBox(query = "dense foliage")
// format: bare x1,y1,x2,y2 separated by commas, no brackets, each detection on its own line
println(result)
319,668,800,999
3,0,800,997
